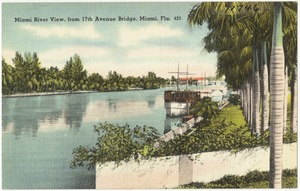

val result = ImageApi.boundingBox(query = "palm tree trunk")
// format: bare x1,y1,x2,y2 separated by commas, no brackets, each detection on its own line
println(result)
252,46,261,134
291,67,298,133
261,41,269,132
269,2,285,188
247,81,251,126
283,65,288,134
239,89,243,108
242,85,248,120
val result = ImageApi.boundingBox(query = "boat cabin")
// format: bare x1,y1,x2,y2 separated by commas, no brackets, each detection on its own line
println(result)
164,90,202,103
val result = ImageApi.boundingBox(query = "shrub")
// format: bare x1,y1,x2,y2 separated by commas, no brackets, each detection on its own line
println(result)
70,122,160,169
228,94,240,105
190,97,219,124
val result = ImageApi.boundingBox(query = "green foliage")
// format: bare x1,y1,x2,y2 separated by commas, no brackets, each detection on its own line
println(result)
70,103,296,171
180,168,297,188
283,131,297,143
143,71,162,89
63,54,87,91
70,123,160,169
2,51,167,95
2,59,14,94
155,103,294,157
228,94,240,105
190,97,219,124
155,121,270,156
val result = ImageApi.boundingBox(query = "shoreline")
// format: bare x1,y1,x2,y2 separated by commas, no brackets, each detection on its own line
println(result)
2,90,98,98
1,88,158,98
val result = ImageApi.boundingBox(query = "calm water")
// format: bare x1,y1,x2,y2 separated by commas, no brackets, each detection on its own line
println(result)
2,89,182,189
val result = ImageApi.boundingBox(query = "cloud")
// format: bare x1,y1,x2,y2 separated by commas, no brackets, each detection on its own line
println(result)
39,45,111,68
21,23,101,40
119,23,184,47
126,46,197,60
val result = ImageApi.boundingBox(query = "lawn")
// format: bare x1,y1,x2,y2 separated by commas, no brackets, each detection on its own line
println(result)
212,103,248,133
179,168,297,189
176,100,297,189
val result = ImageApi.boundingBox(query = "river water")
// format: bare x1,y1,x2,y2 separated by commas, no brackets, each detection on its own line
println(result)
2,89,182,189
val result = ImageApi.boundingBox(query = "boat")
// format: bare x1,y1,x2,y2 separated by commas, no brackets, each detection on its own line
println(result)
164,63,228,116
164,90,202,116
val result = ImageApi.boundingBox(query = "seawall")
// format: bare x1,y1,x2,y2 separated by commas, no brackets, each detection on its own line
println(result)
96,143,297,189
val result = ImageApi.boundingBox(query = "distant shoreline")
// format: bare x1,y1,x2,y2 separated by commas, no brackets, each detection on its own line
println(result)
2,88,154,98
2,90,98,98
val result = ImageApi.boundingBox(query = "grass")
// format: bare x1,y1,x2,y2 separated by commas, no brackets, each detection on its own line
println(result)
213,103,248,133
174,98,297,189
199,103,252,138
179,168,297,189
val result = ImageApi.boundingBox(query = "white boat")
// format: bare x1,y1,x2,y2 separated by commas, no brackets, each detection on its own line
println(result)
164,90,201,116
164,85,227,116
164,63,227,116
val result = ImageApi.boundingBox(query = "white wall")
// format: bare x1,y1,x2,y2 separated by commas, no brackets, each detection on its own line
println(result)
96,143,297,189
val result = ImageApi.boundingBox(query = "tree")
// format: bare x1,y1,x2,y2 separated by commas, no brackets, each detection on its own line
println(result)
283,3,298,134
190,97,219,124
63,54,87,91
269,3,285,188
188,3,296,187
260,41,269,132
145,71,159,89
188,2,296,135
2,59,14,94
70,123,160,169
12,52,41,93
188,2,259,133
87,73,105,91
252,46,261,134
47,66,61,92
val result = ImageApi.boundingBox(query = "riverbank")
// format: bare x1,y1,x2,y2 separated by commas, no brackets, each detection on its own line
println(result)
2,87,160,98
2,90,98,98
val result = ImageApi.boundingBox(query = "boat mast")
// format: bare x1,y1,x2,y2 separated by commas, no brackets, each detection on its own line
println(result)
168,62,182,91
177,62,179,91
168,62,195,91
186,64,188,90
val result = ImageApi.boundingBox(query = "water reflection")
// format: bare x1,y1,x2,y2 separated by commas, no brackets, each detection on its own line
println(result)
2,94,90,138
2,89,170,189
63,94,89,131
107,98,117,112
164,116,182,134
84,91,163,122
10,97,64,139
147,100,155,109
2,89,168,138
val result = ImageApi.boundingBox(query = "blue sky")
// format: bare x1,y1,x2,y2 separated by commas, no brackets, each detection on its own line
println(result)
2,2,217,78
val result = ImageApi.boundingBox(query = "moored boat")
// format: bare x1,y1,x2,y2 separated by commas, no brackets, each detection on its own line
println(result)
164,90,201,116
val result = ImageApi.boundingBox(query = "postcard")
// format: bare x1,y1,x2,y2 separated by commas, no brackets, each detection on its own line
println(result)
2,1,297,189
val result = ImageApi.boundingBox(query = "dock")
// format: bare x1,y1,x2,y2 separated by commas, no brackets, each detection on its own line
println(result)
160,116,202,142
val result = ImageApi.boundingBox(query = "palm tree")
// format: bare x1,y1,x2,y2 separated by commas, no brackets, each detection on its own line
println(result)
188,2,261,134
290,67,298,133
269,2,285,188
283,4,297,134
260,41,269,132
188,3,296,187
252,46,260,134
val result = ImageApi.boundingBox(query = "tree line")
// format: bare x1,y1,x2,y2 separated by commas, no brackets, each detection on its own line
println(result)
2,52,167,95
188,2,297,188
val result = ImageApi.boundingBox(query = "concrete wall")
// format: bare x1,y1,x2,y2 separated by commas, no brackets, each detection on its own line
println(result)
191,143,297,183
96,156,182,189
96,143,297,189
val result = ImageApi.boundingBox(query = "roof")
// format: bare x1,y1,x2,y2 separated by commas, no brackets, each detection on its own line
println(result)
179,77,205,81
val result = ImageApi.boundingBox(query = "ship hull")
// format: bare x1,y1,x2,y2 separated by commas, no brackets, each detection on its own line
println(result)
164,102,190,116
